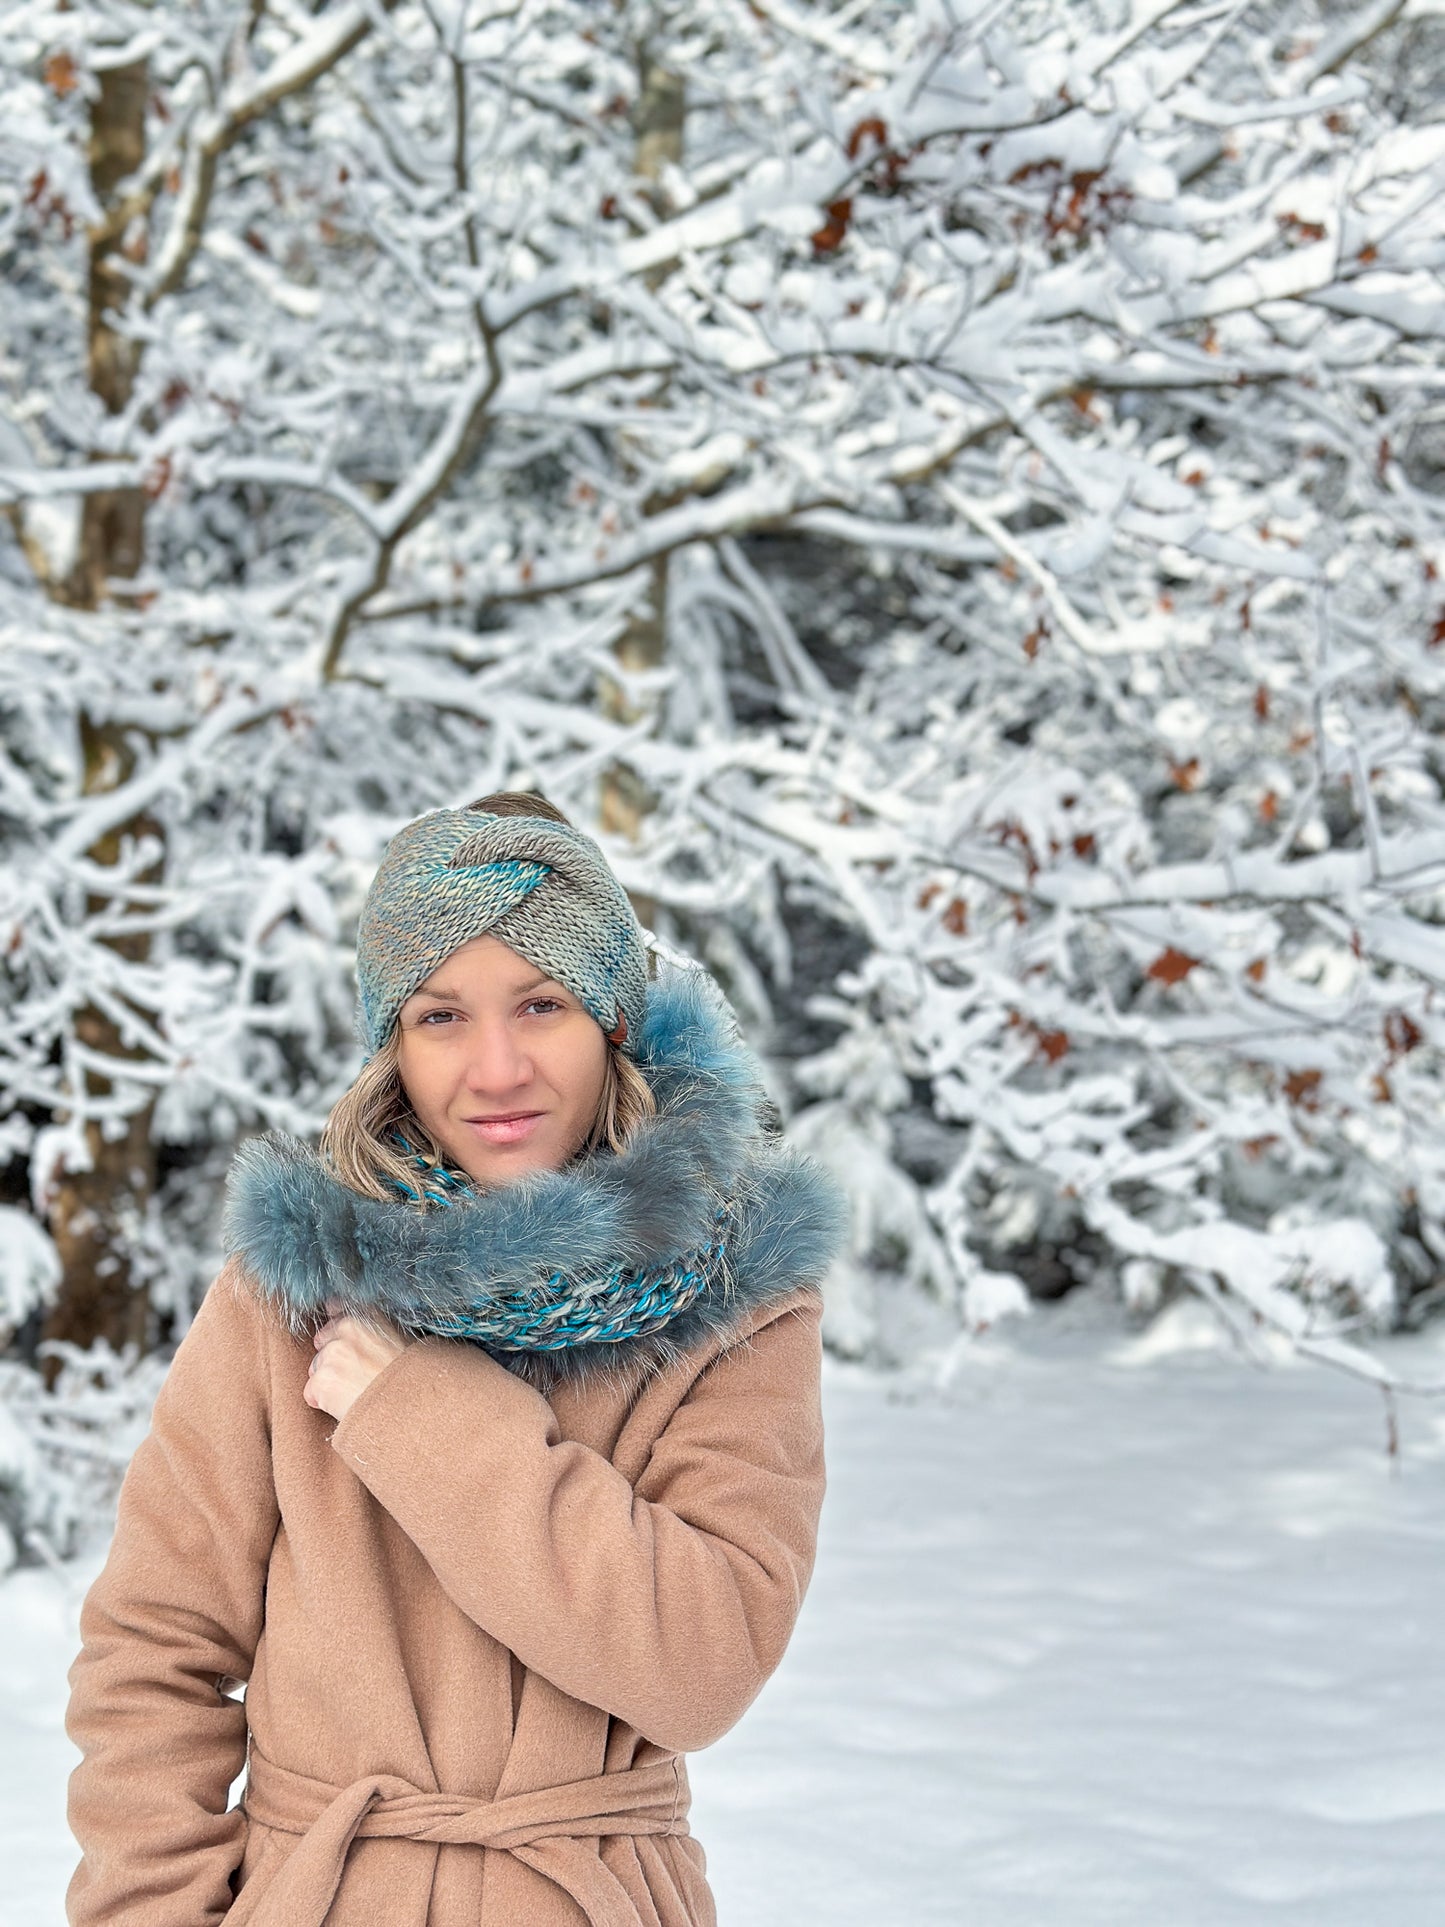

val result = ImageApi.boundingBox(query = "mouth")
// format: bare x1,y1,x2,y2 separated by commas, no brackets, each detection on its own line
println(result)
463,1111,545,1146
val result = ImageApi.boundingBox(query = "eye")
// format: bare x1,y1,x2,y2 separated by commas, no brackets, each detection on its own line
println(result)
417,1008,458,1026
524,997,564,1016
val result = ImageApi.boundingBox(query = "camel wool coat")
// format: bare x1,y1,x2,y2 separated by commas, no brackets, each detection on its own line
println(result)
64,1257,825,1925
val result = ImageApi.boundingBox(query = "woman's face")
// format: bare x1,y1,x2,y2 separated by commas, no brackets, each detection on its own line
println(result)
394,933,609,1187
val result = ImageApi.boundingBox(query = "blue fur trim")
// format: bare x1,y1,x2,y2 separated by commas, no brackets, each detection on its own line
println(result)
220,965,849,1383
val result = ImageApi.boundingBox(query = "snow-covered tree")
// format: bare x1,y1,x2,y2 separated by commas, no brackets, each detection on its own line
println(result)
1,0,1443,1531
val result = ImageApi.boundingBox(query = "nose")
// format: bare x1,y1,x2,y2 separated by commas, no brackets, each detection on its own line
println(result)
460,1013,534,1094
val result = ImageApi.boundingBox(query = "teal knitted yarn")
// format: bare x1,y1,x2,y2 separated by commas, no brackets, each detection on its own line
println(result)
354,808,650,1059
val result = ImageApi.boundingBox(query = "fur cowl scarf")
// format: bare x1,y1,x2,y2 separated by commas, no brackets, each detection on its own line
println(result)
220,963,848,1391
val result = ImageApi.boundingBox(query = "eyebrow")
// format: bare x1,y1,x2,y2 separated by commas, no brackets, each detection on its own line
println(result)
409,971,560,1001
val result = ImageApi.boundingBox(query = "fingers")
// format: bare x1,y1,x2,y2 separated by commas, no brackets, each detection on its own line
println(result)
313,1298,347,1348
314,1298,348,1346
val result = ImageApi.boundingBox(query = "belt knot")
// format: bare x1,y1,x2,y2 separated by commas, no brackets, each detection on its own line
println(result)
231,1739,687,1927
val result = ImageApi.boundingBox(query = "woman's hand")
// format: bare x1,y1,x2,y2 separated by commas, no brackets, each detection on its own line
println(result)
304,1297,412,1423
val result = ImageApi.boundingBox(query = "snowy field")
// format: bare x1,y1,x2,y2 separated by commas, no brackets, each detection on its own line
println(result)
9,1290,1445,1925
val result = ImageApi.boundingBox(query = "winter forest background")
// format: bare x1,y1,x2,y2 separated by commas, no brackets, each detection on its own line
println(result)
3,2,1445,1913
2,3,1445,1911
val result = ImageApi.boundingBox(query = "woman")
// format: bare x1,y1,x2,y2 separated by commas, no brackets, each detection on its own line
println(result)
64,791,848,1927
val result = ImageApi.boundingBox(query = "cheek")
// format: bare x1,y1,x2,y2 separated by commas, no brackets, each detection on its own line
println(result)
395,1043,444,1118
546,1027,608,1115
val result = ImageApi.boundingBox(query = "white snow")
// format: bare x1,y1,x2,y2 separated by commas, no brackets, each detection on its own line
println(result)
692,1301,1445,1924
10,1291,1445,1922
0,1208,60,1332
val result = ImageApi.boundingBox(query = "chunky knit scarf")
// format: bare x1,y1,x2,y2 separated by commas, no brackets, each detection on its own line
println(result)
219,963,848,1387
378,1129,733,1350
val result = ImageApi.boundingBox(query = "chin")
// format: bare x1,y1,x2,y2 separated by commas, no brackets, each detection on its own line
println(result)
454,1136,571,1187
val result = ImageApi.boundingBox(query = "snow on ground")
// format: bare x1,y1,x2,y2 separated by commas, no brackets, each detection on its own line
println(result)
9,1288,1445,1924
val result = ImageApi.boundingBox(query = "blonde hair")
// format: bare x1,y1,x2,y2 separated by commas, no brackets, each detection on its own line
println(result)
319,790,657,1206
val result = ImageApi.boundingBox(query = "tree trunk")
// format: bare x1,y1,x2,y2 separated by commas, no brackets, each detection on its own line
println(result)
597,42,685,932
70,57,149,608
41,57,160,1383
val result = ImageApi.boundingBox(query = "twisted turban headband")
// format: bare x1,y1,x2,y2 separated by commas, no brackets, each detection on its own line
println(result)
354,808,650,1060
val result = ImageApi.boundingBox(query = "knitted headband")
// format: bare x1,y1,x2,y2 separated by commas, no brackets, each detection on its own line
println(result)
354,808,650,1060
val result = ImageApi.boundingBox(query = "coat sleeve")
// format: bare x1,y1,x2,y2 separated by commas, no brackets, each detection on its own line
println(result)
65,1261,280,1926
328,1288,826,1754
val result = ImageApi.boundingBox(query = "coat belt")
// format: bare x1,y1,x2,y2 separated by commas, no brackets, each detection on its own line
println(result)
235,1738,688,1927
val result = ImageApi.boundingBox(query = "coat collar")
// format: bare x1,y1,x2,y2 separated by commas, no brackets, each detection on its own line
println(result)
220,964,847,1390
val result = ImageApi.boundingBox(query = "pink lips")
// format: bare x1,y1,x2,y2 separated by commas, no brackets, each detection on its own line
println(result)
465,1112,544,1146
